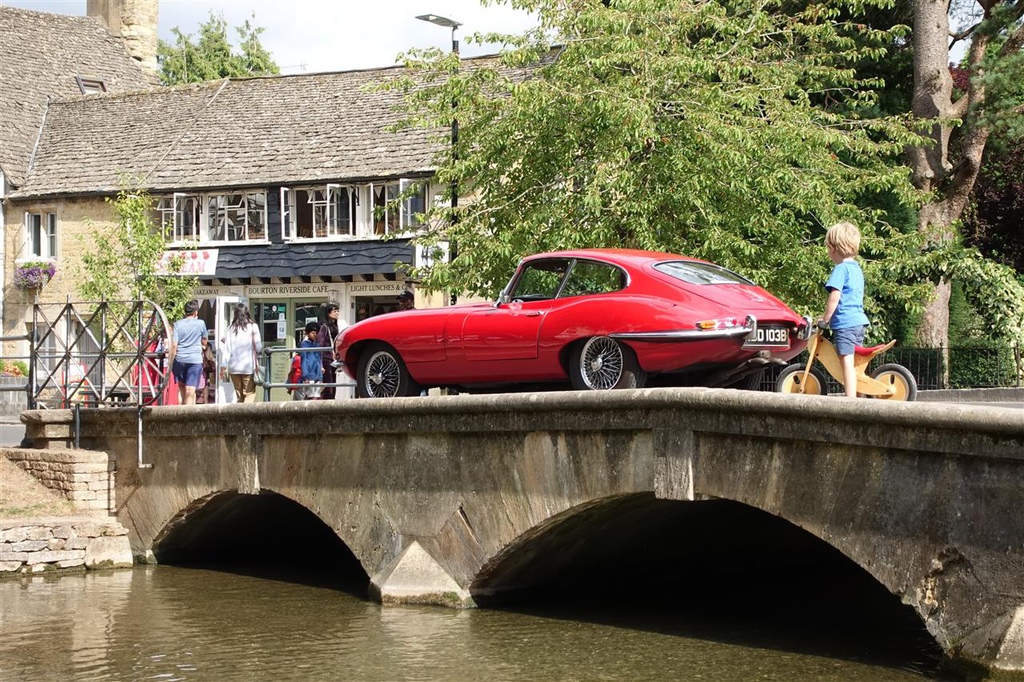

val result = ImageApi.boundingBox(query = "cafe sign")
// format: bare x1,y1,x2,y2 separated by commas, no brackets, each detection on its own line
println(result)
157,249,219,277
348,282,406,295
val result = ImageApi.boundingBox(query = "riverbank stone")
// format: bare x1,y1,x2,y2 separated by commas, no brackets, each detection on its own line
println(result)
84,535,132,569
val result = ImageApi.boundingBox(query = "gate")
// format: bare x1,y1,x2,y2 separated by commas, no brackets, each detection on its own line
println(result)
0,299,172,410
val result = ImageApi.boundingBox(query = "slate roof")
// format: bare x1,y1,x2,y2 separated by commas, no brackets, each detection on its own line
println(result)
209,239,414,281
13,64,456,199
0,6,152,188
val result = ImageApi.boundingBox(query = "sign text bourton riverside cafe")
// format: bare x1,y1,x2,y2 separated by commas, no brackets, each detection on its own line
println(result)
157,250,407,298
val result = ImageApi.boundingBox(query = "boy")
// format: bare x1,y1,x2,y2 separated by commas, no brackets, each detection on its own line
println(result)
298,321,324,400
820,221,870,398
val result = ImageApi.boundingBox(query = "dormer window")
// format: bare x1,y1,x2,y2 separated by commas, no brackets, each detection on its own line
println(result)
75,76,107,95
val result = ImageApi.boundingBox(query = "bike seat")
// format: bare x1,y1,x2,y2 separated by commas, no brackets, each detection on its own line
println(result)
854,343,891,357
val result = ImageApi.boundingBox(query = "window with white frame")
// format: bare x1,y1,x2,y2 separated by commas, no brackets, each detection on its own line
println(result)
281,180,428,241
156,191,267,244
207,192,267,242
371,180,427,236
75,76,107,95
281,185,356,240
156,194,200,243
24,212,58,259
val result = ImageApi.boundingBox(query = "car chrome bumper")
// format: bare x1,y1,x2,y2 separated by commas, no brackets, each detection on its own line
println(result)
611,315,757,342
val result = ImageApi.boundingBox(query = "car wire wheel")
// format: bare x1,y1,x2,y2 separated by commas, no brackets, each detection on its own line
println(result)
364,350,402,397
355,343,422,399
580,336,624,389
569,336,646,390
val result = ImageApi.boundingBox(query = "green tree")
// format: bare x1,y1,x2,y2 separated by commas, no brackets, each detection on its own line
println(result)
963,139,1024,272
391,0,928,337
907,0,1023,346
157,12,280,85
76,188,197,322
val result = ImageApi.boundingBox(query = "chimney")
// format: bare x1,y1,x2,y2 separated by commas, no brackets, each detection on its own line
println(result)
87,0,159,76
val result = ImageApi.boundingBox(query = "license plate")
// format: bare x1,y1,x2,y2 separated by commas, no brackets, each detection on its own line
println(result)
744,325,789,347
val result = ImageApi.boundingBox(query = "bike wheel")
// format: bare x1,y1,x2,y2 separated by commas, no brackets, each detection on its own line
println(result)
775,364,828,395
868,364,917,401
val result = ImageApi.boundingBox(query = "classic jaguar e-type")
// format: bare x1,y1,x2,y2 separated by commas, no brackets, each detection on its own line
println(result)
335,249,811,398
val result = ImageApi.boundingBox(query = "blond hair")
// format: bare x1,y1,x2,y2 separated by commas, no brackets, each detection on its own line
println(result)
825,221,861,259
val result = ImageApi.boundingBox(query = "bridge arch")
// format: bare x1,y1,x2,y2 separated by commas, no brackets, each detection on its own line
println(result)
150,489,368,586
468,494,944,665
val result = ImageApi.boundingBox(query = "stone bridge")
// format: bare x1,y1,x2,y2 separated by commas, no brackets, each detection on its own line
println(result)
22,388,1024,676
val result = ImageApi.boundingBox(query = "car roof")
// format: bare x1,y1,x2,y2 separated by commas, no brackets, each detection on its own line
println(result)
523,248,699,269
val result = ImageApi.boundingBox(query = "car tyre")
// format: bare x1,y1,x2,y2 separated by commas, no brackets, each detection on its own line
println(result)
730,368,766,391
868,364,918,401
569,336,646,390
356,343,421,398
775,363,828,395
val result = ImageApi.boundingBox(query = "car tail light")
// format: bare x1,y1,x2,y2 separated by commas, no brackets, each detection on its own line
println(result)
696,318,741,330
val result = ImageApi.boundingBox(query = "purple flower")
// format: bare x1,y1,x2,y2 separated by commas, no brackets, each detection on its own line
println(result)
14,261,56,289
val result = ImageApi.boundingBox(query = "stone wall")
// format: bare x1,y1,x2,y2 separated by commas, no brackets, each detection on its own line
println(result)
2,195,114,359
3,447,114,512
0,517,132,574
1,447,131,574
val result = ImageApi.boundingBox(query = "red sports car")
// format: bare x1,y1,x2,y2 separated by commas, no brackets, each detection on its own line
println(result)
336,249,811,398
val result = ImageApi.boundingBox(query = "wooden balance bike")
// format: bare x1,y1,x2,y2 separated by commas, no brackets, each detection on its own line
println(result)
775,324,918,400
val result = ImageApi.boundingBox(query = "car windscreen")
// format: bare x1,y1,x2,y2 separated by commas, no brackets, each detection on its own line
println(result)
653,260,754,286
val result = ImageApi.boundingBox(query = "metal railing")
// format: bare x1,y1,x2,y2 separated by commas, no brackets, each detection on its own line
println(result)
0,332,32,410
0,299,173,411
260,345,354,401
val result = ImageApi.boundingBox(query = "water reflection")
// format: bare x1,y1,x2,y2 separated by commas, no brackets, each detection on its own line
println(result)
0,565,958,682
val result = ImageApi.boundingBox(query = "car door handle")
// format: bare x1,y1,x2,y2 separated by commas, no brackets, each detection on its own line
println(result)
523,311,542,317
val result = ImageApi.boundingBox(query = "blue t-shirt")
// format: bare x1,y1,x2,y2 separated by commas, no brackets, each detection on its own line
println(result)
825,259,870,330
172,317,208,365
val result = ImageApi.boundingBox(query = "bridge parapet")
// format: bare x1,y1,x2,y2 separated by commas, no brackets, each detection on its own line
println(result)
20,388,1024,677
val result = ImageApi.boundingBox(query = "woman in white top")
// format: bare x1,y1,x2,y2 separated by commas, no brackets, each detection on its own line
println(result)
219,303,262,403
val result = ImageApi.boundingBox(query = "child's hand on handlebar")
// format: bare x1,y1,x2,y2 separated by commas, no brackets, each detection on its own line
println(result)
816,318,829,330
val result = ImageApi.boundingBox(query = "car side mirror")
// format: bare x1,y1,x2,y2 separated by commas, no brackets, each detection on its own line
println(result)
496,289,509,307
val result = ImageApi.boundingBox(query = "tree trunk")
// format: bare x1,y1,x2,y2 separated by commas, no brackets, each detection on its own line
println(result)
909,0,994,349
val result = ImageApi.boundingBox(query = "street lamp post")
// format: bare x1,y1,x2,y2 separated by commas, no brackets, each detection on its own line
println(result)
416,14,460,306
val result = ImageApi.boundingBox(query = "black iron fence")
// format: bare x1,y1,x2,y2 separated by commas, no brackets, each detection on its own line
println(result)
758,343,1023,393
0,299,171,411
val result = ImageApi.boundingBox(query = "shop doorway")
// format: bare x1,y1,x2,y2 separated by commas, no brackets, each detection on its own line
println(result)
293,301,324,346
253,300,290,402
354,296,398,322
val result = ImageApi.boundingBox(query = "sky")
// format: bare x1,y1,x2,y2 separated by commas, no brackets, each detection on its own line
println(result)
1,0,539,74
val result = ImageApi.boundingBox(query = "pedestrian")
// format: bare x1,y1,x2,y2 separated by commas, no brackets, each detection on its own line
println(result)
287,352,302,400
298,320,323,400
168,299,208,405
197,344,216,404
219,302,262,403
396,290,415,311
316,303,344,400
819,221,871,398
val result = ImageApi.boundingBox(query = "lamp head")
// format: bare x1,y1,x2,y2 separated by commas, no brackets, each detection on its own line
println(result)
416,14,461,29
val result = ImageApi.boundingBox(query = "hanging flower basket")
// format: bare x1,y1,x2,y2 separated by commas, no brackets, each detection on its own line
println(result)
14,259,57,290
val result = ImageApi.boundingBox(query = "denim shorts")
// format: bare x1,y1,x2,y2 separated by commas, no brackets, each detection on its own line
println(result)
832,325,866,356
172,360,204,388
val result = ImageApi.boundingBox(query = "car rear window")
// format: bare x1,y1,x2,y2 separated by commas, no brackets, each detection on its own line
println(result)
653,260,754,286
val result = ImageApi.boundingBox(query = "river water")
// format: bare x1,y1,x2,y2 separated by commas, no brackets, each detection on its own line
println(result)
0,564,959,682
